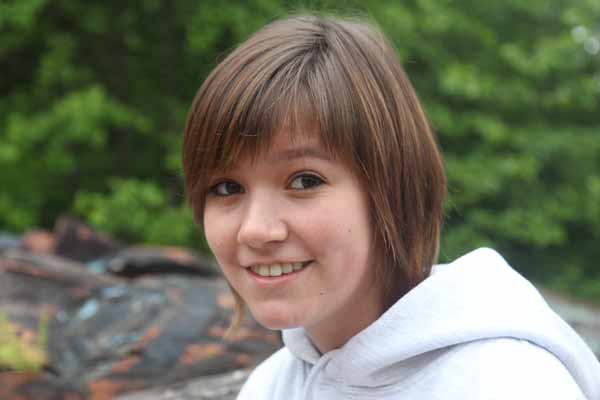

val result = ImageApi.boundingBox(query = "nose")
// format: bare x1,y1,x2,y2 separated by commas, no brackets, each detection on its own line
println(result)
237,194,288,248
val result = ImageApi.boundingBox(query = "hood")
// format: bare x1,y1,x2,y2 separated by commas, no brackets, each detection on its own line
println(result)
282,248,600,398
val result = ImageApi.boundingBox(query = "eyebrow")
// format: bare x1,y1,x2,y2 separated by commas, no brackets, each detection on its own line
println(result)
271,146,333,163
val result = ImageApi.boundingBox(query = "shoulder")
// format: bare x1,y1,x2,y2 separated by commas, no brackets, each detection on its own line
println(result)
237,347,298,400
434,338,586,399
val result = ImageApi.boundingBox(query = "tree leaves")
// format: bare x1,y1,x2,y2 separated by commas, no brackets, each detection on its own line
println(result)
1,0,599,300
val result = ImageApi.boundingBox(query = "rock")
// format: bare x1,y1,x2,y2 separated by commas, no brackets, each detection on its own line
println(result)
21,230,56,254
0,250,120,336
0,250,281,399
53,216,122,262
49,275,280,389
0,250,123,399
91,245,219,278
540,288,600,358
0,372,85,400
0,232,21,253
115,369,251,400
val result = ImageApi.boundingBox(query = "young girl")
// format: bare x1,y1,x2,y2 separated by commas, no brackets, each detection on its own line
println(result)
182,15,600,399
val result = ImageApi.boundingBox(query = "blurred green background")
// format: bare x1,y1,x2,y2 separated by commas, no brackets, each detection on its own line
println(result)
1,0,599,301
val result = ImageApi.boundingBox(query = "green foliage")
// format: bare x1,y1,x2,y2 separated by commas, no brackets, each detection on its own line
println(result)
74,178,207,251
1,0,599,300
0,311,47,372
372,1,600,299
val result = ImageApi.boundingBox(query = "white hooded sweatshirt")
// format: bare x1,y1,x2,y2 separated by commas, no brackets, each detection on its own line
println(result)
237,248,600,399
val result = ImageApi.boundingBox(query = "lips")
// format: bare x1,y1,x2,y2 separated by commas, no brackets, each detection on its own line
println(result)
249,261,311,277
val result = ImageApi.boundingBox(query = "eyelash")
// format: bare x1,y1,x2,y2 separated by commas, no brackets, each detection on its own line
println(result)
208,172,325,197
288,173,325,190
208,180,242,197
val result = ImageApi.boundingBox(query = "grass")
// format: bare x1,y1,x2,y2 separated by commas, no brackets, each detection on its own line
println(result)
0,310,47,372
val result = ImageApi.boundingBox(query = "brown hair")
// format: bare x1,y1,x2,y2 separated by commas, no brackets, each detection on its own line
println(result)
182,14,446,333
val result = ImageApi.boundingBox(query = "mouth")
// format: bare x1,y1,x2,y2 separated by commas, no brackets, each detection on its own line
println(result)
247,260,312,277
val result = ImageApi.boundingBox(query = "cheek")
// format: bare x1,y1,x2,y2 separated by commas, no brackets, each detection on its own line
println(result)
303,198,372,260
203,208,233,262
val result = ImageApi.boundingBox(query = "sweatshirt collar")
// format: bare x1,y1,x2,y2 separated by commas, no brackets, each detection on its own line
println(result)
282,248,600,394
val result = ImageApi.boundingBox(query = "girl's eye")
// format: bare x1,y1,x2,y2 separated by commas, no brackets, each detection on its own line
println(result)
209,181,243,196
289,174,325,190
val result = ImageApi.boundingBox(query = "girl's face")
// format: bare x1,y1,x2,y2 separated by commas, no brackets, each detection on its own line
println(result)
203,132,383,352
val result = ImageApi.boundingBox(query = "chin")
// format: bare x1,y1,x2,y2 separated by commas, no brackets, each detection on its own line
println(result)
250,306,302,331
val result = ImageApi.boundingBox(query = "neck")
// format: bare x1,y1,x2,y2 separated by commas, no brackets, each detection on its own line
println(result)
306,283,385,354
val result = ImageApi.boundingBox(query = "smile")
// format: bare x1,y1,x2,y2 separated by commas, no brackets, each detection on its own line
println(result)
249,261,312,277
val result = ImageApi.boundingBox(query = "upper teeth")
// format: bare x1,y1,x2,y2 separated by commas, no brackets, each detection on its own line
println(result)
251,262,306,277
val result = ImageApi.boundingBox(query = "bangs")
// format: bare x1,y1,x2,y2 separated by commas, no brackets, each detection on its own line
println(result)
213,79,331,172
208,43,358,171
